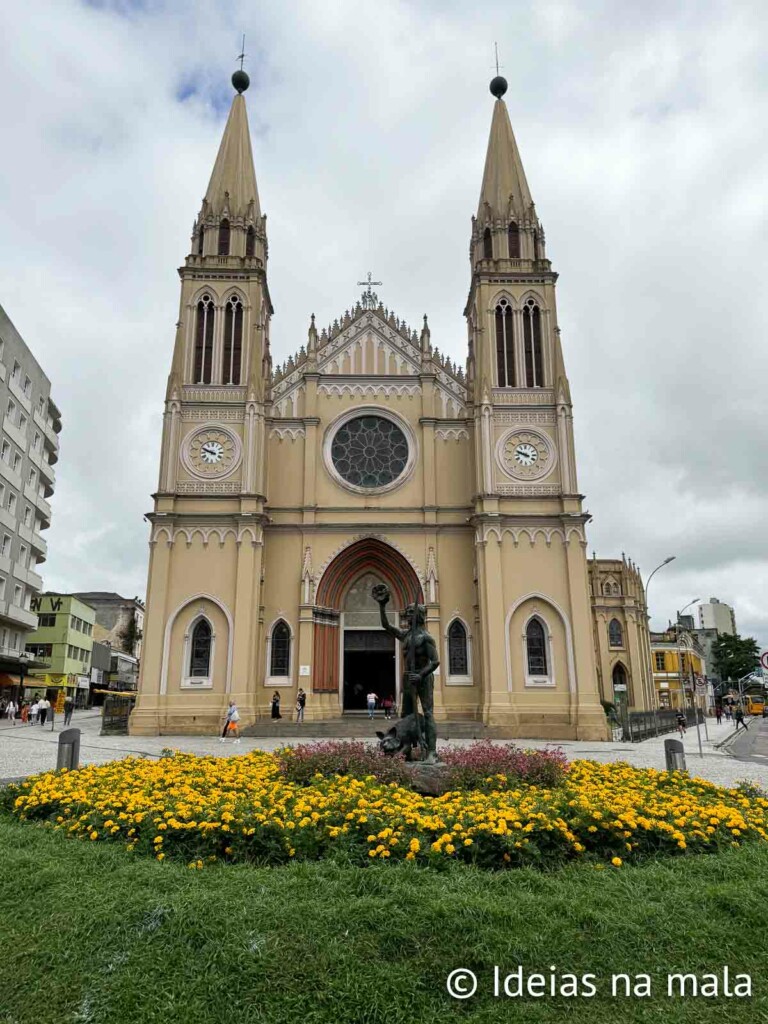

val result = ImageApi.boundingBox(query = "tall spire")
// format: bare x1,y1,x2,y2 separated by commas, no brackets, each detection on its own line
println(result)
477,78,533,223
203,91,261,219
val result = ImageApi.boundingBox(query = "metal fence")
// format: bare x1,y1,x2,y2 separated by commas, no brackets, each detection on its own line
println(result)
100,695,135,735
619,707,704,743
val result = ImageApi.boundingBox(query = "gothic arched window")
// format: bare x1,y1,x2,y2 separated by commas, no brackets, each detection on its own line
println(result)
448,619,469,676
270,620,291,677
222,295,244,385
608,618,624,647
522,298,543,387
245,225,255,258
189,618,212,678
193,294,215,384
495,299,515,387
483,227,493,259
218,218,230,256
526,617,548,676
197,226,204,256
612,663,627,694
508,221,520,258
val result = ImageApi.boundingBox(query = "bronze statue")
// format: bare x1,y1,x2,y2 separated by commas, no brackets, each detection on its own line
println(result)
372,582,440,763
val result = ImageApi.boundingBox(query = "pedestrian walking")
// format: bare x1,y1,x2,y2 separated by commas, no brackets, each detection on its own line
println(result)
724,705,733,722
30,700,40,725
734,707,749,732
714,703,723,725
366,691,378,720
675,709,687,736
0,698,6,718
295,688,306,724
20,702,29,724
63,695,75,726
381,695,394,720
5,699,17,726
270,691,282,720
38,697,50,727
220,700,241,743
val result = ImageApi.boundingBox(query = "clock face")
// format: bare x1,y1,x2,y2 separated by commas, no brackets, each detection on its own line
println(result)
183,427,241,478
498,429,555,481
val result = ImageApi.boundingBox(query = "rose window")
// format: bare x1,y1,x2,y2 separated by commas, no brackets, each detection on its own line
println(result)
330,415,409,488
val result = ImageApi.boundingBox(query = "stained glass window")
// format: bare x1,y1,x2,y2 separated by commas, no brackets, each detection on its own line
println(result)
331,416,409,489
608,619,623,647
190,619,211,677
526,618,548,676
448,619,468,676
270,620,291,676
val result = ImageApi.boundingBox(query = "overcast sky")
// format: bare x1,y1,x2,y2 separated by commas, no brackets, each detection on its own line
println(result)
1,0,766,651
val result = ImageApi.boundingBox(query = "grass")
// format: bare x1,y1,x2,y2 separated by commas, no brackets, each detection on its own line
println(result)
1,818,768,1023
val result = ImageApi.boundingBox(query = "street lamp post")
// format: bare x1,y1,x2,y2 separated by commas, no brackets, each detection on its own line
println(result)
643,556,676,712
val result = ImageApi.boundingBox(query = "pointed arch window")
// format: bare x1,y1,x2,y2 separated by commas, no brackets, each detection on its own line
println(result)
218,218,230,256
193,294,215,384
522,298,543,387
533,228,541,262
245,225,255,258
189,618,212,678
447,619,469,676
495,299,515,387
197,226,204,256
508,221,520,258
526,617,548,676
222,295,244,385
612,663,628,698
483,227,493,260
608,618,624,648
270,620,291,677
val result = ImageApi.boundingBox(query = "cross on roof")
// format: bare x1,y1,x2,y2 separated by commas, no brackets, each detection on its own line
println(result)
357,271,382,309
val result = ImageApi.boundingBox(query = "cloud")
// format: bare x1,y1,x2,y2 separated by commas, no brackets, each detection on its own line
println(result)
1,0,765,650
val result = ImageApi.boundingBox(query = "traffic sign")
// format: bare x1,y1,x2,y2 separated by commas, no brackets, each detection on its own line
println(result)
761,651,768,671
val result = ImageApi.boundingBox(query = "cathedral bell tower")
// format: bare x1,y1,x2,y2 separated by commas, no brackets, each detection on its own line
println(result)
466,76,607,739
132,68,271,735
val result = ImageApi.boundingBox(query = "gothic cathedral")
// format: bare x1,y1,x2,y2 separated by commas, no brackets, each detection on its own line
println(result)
131,71,613,740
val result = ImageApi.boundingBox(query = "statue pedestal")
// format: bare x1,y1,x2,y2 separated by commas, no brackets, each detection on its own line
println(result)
402,761,453,796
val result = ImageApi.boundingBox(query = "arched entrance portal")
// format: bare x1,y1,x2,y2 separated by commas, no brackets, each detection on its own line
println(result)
312,538,423,709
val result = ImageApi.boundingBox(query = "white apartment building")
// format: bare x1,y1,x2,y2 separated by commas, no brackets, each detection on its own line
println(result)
698,598,737,636
0,303,61,699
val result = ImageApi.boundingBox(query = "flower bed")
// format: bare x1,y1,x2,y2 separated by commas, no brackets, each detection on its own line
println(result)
276,740,568,790
3,752,767,870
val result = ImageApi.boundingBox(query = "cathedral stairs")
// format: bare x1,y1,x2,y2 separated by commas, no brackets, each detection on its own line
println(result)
241,717,499,740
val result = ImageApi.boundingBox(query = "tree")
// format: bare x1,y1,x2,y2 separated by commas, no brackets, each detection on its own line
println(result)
711,633,760,683
119,609,142,657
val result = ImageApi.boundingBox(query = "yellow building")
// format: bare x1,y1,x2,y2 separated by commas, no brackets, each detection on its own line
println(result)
131,70,645,739
650,630,707,709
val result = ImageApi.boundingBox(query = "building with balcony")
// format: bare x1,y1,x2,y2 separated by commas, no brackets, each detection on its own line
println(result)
24,593,95,706
0,304,62,703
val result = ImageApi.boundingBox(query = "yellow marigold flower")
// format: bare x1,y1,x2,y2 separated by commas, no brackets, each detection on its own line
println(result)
89,832,98,841
611,857,622,867
156,853,165,861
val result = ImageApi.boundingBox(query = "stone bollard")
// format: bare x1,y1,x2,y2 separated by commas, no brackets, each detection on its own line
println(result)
56,728,81,771
664,737,686,772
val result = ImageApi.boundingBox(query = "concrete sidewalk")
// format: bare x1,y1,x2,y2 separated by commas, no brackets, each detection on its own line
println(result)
1,710,766,791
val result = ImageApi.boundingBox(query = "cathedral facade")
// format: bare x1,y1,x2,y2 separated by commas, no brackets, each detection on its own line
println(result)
132,72,635,740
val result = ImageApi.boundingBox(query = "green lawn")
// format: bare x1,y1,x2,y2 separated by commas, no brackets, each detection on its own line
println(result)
1,817,768,1024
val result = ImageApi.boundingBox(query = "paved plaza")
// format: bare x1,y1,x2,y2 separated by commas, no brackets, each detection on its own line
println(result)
1,710,766,790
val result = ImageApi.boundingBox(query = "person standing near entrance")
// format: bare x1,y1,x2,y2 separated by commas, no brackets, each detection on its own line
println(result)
295,688,306,724
366,692,378,719
381,695,394,720
271,691,282,720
